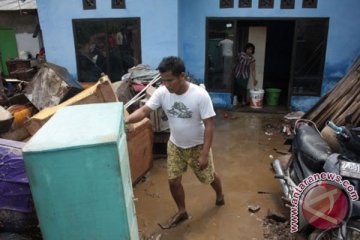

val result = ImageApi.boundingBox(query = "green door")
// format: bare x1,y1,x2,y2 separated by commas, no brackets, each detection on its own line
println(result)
0,28,18,76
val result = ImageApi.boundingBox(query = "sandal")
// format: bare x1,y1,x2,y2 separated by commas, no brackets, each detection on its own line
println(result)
158,212,189,229
216,195,225,206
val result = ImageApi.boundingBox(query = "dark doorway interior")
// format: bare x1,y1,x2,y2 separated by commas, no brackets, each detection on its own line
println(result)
263,21,295,106
234,20,295,107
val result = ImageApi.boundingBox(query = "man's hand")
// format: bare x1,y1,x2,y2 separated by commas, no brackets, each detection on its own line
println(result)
254,79,258,86
197,155,209,171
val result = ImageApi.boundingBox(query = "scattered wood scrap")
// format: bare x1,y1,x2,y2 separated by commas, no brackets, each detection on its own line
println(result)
304,56,360,129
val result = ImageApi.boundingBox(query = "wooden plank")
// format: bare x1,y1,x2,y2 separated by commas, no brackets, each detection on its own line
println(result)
306,73,357,121
304,56,360,129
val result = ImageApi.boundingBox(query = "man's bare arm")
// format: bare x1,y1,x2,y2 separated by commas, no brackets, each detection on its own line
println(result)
125,105,152,124
197,116,215,170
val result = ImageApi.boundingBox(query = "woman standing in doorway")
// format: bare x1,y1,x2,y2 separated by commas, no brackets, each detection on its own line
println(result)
234,43,258,106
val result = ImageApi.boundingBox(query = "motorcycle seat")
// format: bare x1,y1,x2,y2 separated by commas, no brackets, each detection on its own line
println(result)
294,125,332,172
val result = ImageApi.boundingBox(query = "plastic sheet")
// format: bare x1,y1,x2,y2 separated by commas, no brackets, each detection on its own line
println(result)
0,141,33,213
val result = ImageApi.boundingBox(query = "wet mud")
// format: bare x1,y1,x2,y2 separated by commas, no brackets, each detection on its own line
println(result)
134,110,296,240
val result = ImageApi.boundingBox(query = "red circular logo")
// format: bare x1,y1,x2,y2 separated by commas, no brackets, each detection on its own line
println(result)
301,181,350,230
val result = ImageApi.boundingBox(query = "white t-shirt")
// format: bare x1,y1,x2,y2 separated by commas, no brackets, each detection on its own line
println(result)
218,39,234,57
146,83,216,148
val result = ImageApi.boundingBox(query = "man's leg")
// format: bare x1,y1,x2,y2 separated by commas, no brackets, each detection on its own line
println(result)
189,146,225,206
211,172,224,205
159,176,188,229
168,176,186,214
158,142,189,229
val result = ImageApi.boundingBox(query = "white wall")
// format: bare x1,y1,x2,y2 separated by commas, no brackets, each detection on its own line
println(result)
16,33,40,58
37,0,179,80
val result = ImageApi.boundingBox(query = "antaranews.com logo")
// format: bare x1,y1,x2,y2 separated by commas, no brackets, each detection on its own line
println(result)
290,172,359,233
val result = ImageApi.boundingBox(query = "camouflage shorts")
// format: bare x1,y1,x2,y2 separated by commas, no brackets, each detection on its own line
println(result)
167,141,215,184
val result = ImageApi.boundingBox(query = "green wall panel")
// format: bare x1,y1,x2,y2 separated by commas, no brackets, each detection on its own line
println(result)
0,28,18,76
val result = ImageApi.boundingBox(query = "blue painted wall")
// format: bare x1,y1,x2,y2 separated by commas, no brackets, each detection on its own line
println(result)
36,0,179,80
37,0,360,110
179,0,360,111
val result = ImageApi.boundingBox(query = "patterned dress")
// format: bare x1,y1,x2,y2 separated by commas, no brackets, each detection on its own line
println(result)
234,52,255,98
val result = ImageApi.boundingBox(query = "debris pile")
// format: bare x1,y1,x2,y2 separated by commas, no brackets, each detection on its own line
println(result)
304,56,360,129
263,209,295,240
0,61,161,239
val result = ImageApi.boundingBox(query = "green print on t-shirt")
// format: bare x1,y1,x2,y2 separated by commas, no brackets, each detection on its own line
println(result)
167,102,193,118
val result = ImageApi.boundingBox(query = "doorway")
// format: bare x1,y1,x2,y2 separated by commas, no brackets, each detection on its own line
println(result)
205,18,328,109
263,21,294,106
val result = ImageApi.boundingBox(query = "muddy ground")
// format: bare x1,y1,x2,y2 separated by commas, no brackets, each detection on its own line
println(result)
133,110,304,240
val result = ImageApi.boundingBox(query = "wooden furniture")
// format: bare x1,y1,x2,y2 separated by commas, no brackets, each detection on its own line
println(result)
6,60,36,81
127,118,154,184
26,76,117,135
22,103,139,240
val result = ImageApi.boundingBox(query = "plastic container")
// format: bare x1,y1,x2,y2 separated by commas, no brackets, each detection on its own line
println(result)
208,92,232,109
249,89,264,109
232,95,238,106
265,88,282,106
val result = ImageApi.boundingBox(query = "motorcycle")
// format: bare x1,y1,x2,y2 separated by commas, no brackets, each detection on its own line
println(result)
272,118,360,239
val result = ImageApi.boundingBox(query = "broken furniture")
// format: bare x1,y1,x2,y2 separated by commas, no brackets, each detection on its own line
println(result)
142,85,170,157
25,76,154,185
6,60,36,81
127,118,154,184
24,62,83,111
22,103,139,240
0,94,37,142
26,76,117,136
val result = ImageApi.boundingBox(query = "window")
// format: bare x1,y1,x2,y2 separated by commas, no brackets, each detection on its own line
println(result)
259,0,274,8
73,18,141,82
112,0,125,9
239,0,251,8
292,19,328,96
220,0,234,8
303,0,317,8
205,19,236,91
281,0,295,9
83,0,96,10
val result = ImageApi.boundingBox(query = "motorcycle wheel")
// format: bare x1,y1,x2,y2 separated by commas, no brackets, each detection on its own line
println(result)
308,221,360,240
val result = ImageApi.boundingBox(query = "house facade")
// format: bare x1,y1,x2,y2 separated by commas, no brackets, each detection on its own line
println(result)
36,0,360,111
